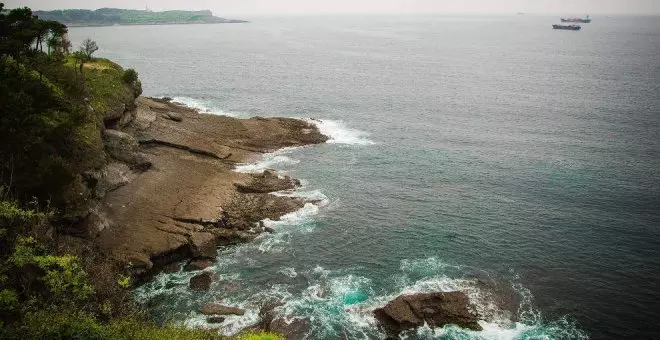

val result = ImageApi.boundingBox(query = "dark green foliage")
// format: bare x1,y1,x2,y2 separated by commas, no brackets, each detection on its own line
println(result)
0,55,89,206
121,68,138,84
122,68,142,96
0,7,106,208
0,6,222,340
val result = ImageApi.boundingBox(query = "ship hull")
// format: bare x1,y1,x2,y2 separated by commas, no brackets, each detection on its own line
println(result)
553,24,582,30
561,18,592,23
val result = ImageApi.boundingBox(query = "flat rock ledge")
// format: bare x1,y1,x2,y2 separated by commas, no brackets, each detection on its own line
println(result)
374,291,482,338
89,97,328,281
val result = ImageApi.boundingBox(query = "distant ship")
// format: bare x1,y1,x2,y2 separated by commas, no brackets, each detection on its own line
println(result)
561,15,591,23
553,24,582,30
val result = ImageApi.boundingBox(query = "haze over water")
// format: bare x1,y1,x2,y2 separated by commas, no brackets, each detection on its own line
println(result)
70,15,660,339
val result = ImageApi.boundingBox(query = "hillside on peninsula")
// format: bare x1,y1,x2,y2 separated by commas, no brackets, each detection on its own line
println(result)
33,8,247,26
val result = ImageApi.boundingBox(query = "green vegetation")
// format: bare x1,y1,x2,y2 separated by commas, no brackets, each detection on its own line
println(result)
33,8,246,26
0,5,223,340
0,5,270,339
237,331,284,340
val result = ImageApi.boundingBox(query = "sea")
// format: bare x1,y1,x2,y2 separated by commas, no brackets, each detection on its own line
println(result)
68,15,660,339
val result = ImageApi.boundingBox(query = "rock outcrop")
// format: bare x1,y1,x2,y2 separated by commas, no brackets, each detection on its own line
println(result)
234,169,300,193
374,291,482,338
102,129,152,170
91,97,328,280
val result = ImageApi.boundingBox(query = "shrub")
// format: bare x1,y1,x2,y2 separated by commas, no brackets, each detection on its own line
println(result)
121,68,138,85
34,254,94,301
20,310,108,340
0,289,18,310
9,236,94,302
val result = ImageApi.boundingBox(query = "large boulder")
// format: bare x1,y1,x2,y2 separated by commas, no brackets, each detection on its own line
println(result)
190,272,213,292
374,291,481,338
200,303,245,316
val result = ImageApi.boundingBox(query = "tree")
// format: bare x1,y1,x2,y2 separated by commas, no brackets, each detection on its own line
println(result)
72,50,87,74
79,38,98,59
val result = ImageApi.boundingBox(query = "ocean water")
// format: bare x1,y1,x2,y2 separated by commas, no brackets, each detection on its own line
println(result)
69,15,660,339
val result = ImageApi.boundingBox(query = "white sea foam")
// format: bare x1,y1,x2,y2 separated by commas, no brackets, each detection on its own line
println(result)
169,96,242,117
272,189,329,206
267,260,588,339
305,119,375,145
278,267,298,278
233,148,301,173
264,203,320,228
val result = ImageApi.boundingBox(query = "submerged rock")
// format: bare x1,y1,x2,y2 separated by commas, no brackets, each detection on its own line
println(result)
374,291,481,338
200,303,245,316
207,316,225,324
189,272,213,292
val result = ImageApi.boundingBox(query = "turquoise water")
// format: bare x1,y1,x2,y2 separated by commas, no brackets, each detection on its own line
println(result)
70,15,660,338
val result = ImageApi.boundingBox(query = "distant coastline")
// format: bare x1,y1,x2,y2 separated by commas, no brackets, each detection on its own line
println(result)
33,8,248,27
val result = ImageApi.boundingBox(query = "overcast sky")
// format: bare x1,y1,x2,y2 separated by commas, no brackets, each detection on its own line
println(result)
4,0,659,16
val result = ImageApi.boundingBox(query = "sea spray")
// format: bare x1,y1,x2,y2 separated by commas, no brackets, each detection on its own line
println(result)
168,96,243,117
305,119,376,145
233,147,302,173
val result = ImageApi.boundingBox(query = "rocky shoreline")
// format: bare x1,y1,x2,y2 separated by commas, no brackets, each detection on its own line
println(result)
79,96,327,281
77,95,485,337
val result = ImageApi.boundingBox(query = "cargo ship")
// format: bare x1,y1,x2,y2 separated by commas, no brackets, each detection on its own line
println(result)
553,24,582,30
561,15,591,23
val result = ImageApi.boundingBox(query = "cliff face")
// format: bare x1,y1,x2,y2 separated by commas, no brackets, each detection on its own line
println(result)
56,59,143,224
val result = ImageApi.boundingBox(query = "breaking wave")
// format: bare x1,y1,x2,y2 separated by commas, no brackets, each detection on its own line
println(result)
306,119,375,145
233,147,302,173
168,96,243,117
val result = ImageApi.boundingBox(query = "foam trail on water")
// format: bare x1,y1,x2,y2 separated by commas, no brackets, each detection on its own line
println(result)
267,259,588,339
271,189,329,207
169,96,243,117
233,148,301,173
305,119,375,145
263,203,320,229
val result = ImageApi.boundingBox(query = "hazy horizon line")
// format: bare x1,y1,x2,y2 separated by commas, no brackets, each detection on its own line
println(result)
14,7,660,17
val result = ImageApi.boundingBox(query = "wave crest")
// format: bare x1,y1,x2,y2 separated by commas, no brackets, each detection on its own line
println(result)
306,119,375,145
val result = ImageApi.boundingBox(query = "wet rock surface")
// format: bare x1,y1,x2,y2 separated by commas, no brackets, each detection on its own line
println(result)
189,272,213,292
200,303,246,316
374,291,482,338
